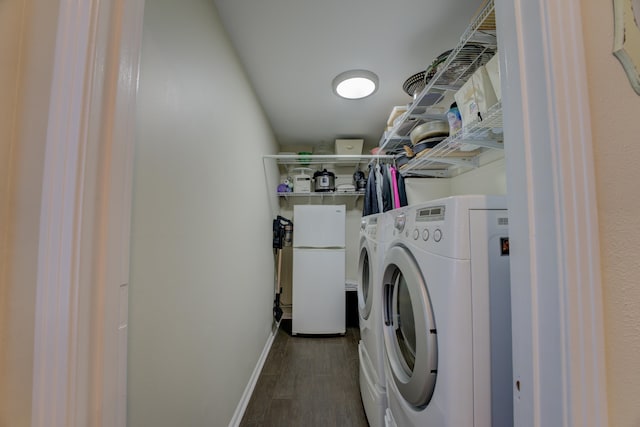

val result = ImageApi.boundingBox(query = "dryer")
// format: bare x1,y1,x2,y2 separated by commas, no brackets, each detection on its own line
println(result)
357,213,387,427
381,195,513,427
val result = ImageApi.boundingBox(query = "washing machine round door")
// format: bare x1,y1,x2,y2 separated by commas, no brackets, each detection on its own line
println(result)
358,238,375,320
382,245,438,408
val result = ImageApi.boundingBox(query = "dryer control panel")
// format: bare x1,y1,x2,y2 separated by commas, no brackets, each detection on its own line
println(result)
407,205,446,247
416,205,445,222
414,205,445,244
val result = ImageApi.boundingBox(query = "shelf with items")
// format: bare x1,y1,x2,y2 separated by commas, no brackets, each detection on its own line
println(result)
399,101,504,178
276,190,367,200
379,0,501,178
264,154,394,172
263,154,395,208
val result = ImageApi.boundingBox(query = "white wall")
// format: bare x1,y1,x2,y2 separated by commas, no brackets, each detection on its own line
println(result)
581,2,640,426
0,0,60,424
450,156,506,196
128,1,278,426
404,178,452,205
403,156,507,206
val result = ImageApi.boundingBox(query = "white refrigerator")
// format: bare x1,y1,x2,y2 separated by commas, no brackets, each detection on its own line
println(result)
292,204,346,335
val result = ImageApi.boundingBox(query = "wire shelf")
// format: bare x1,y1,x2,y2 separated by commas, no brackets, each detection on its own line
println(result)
265,154,394,167
400,102,503,177
379,0,502,177
277,191,366,197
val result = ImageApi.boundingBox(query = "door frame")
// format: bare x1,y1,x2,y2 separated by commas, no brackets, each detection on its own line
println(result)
30,0,608,426
497,0,608,425
30,0,145,426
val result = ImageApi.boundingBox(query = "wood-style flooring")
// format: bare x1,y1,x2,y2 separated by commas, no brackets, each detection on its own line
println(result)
240,320,369,427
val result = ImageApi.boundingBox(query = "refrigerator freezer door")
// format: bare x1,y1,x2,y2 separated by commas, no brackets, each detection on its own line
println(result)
292,248,346,334
293,205,346,248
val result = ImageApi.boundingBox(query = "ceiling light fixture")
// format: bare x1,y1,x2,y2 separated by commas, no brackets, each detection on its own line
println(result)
332,70,378,100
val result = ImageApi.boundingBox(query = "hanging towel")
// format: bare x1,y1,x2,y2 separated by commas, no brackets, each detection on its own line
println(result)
390,166,401,209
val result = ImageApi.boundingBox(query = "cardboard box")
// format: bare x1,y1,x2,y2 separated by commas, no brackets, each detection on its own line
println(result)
335,139,363,155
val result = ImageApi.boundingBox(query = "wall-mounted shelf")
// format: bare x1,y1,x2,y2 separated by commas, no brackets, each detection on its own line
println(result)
265,154,394,172
400,102,504,177
263,154,394,212
379,0,503,178
277,191,366,201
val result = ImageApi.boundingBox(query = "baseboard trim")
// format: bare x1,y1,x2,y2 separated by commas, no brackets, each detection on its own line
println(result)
227,322,279,427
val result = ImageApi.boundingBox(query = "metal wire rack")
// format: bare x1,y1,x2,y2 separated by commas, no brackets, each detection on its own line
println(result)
379,0,502,177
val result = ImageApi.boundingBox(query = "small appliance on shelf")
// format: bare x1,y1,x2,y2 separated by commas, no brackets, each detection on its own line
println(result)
292,168,312,193
313,169,336,192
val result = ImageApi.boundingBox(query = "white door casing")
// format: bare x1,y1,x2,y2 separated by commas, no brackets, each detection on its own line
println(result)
497,0,608,425
29,0,607,425
30,0,145,426
31,1,98,425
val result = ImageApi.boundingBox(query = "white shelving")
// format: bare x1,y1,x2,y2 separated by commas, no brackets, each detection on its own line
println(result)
263,154,395,201
379,0,503,178
265,154,394,170
276,191,367,200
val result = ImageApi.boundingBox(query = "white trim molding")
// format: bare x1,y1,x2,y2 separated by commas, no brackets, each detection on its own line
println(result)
31,1,95,426
497,0,609,425
31,0,146,426
228,327,279,427
87,0,146,425
543,2,609,425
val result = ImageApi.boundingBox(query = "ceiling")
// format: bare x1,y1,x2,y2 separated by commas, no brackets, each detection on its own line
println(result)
212,0,485,151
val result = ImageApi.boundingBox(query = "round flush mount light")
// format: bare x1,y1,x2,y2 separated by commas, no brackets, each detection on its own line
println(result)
332,70,379,99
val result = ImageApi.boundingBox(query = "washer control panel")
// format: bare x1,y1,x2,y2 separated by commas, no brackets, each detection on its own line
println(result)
397,196,508,260
411,226,443,242
416,205,445,222
408,205,446,245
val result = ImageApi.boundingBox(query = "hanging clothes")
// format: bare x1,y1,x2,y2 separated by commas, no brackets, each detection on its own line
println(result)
390,166,401,209
382,164,393,212
363,164,379,216
374,163,384,212
397,172,408,207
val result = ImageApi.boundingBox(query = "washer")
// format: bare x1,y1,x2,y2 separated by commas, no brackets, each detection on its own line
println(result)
381,195,513,427
357,213,387,427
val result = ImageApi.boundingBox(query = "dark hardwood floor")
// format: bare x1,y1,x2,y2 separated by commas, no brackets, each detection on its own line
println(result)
240,320,369,427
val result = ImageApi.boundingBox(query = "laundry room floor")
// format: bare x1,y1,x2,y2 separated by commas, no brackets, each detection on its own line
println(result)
240,320,368,427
